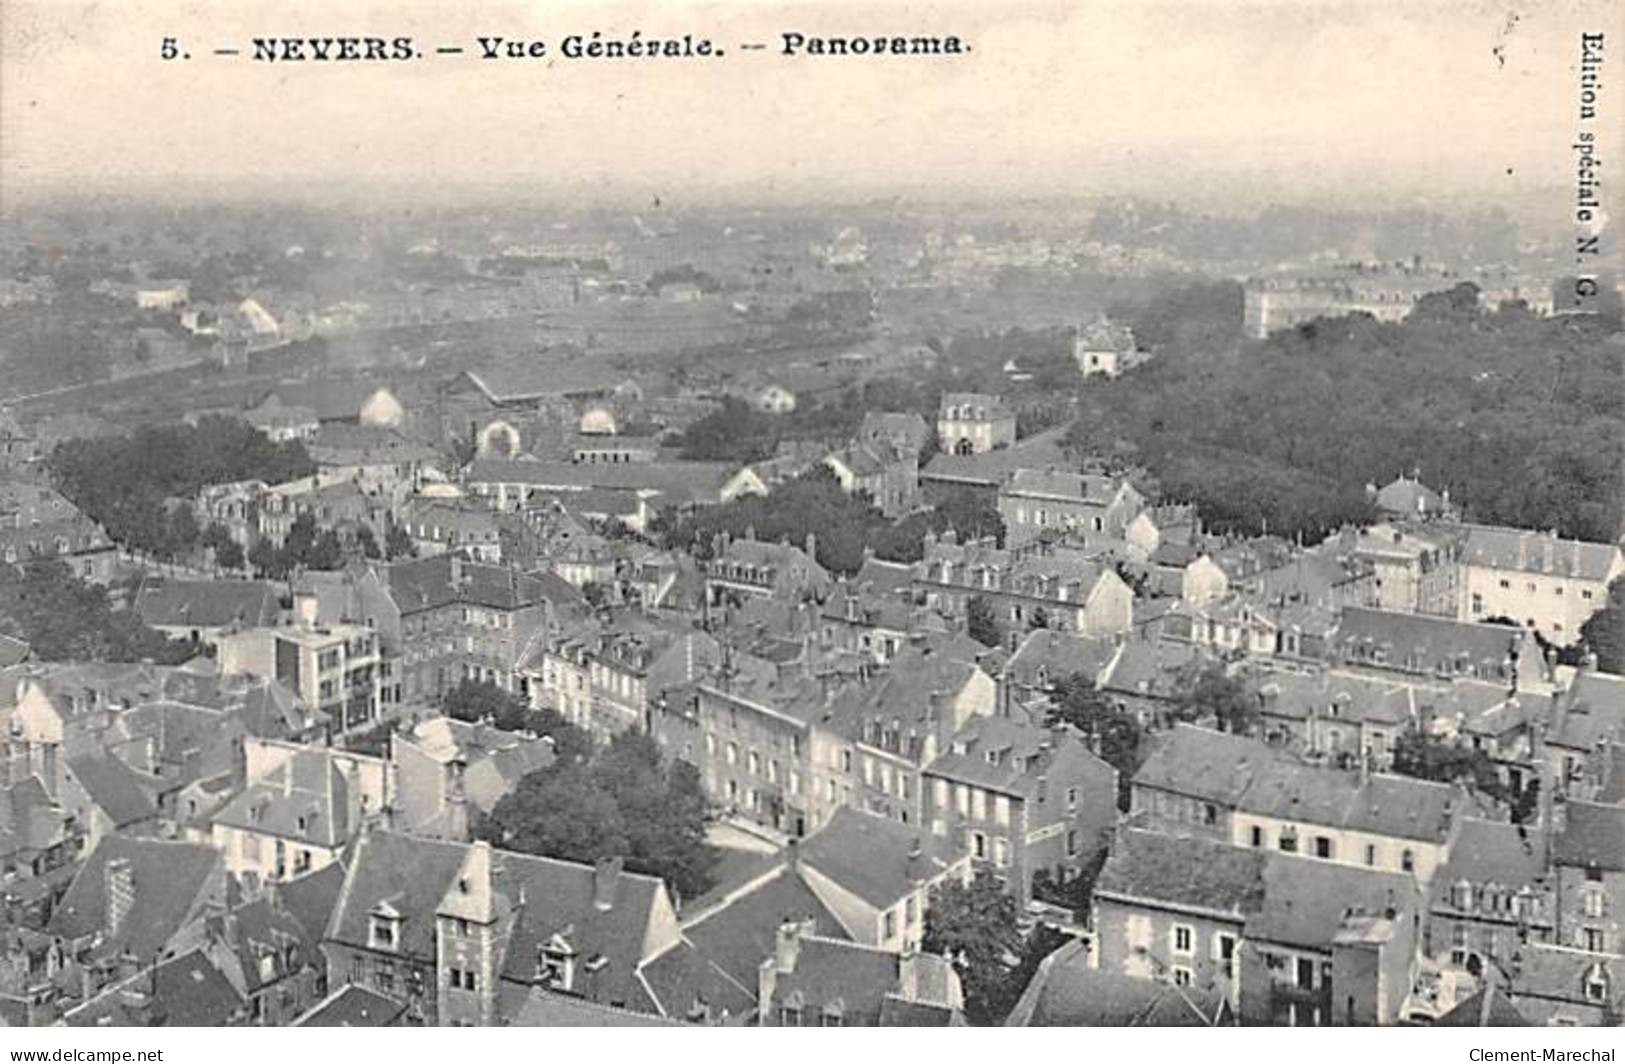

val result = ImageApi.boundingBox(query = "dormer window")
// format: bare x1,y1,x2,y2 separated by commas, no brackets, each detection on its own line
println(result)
369,906,401,951
539,934,576,991
821,1000,844,1027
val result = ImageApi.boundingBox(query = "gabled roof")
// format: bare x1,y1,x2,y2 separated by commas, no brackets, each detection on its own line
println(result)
293,984,407,1027
1005,469,1127,505
681,863,850,991
65,949,244,1027
1554,801,1625,873
210,749,356,849
771,935,946,1026
928,716,1112,801
1434,818,1548,892
1434,984,1531,1027
65,753,158,828
1096,828,1268,916
49,836,221,961
387,553,554,614
794,808,964,911
1458,525,1622,582
327,830,669,1014
1246,852,1417,951
1011,939,1224,1026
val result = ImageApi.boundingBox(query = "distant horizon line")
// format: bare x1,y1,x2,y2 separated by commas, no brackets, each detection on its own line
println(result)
0,173,1570,221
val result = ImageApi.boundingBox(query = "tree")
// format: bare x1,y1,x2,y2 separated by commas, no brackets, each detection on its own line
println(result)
477,763,630,864
48,415,315,556
922,871,1025,1025
1045,673,1142,811
591,733,719,900
966,595,1001,647
1578,579,1624,674
307,529,344,571
1391,726,1511,804
355,524,382,560
0,560,191,665
215,537,245,571
385,519,416,560
443,679,535,733
474,730,719,899
930,488,1005,547
1172,663,1257,735
248,537,289,580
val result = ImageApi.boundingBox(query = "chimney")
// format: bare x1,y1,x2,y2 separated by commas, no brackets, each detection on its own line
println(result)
805,532,817,562
293,591,319,627
898,949,921,1001
592,856,622,911
773,918,802,974
906,837,928,883
449,554,464,590
105,857,136,940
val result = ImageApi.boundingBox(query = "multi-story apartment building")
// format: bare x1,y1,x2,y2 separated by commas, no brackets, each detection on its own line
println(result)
915,532,1134,640
921,713,1117,903
218,615,382,735
386,554,562,706
1456,526,1624,643
1131,724,1470,884
997,469,1146,548
936,393,1015,456
1093,828,1422,1026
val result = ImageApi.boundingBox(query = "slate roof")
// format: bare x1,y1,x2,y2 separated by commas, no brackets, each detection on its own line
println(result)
1134,725,1461,842
467,458,736,505
1247,853,1417,951
1434,819,1548,892
1003,629,1117,688
1548,671,1625,752
1510,945,1625,1006
65,949,244,1027
1326,608,1521,676
134,579,282,631
508,985,684,1026
794,808,964,911
387,553,554,614
920,425,1070,487
928,717,1113,802
1373,476,1448,518
0,776,67,861
277,861,347,953
770,936,928,1026
293,984,408,1027
1095,828,1268,916
1255,669,1414,727
327,831,669,1015
1433,984,1530,1027
211,750,357,849
49,836,221,962
1012,940,1223,1026
1553,801,1625,873
65,753,158,828
1459,526,1621,582
1005,469,1125,504
681,863,851,991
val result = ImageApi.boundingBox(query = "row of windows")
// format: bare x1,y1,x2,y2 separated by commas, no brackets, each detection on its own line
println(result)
1247,823,1415,873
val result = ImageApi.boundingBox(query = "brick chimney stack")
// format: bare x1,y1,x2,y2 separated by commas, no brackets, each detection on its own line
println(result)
592,856,622,912
105,857,136,941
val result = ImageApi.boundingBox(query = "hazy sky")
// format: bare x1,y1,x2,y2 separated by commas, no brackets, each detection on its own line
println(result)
1,0,1617,209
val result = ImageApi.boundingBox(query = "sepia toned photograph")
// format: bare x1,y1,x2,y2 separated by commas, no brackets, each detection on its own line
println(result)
0,0,1621,1035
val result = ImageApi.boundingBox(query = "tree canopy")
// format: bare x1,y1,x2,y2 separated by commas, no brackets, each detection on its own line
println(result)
50,415,315,559
0,561,192,665
474,731,719,900
1067,281,1624,543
